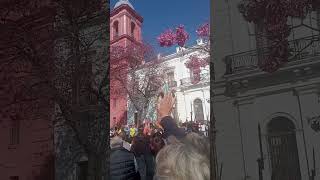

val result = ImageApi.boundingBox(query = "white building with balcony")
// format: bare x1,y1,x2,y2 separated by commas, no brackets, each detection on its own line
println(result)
129,39,210,125
213,1,320,180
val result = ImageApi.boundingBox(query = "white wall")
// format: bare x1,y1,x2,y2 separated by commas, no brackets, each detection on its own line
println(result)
133,43,210,123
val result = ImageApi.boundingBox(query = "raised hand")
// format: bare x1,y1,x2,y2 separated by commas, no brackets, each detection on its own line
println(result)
157,92,176,121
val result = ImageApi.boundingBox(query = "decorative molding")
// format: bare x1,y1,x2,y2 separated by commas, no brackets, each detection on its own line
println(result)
293,69,302,77
261,112,299,133
111,4,143,22
307,115,320,132
233,95,255,106
293,85,319,96
225,79,250,97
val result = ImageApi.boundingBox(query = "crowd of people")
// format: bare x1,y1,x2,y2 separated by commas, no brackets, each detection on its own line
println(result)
110,93,210,180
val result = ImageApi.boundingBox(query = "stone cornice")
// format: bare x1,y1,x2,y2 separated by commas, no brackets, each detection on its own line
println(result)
110,4,143,23
233,95,255,106
293,84,320,96
110,34,139,44
111,11,143,26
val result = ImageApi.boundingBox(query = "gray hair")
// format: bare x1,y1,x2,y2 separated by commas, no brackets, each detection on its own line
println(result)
184,132,210,157
155,135,210,180
110,136,123,149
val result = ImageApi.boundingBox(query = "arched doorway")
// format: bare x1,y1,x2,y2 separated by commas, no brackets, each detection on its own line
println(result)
193,99,204,122
267,117,301,180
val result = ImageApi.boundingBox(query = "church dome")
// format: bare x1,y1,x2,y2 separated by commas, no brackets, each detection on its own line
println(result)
114,0,134,10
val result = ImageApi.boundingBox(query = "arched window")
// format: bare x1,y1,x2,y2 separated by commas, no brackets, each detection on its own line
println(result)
131,22,135,37
193,99,204,122
113,21,119,38
267,117,301,180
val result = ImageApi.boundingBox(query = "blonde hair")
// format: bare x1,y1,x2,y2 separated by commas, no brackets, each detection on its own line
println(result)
155,134,210,180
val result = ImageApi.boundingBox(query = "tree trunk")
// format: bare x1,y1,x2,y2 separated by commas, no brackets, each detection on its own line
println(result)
87,153,102,180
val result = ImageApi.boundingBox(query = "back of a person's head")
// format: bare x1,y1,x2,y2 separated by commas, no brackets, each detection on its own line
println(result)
155,142,210,180
183,132,210,157
118,131,125,139
110,136,123,149
131,135,147,155
150,133,165,155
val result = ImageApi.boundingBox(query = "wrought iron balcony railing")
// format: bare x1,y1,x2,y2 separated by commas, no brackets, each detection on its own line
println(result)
180,73,210,86
225,35,320,75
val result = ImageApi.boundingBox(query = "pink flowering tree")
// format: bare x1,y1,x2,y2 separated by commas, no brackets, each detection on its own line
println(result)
157,23,210,84
157,22,215,179
185,55,209,84
238,0,320,72
110,42,166,124
158,23,210,51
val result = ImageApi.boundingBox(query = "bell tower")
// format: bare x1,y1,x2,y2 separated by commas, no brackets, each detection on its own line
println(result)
110,0,143,128
110,0,143,47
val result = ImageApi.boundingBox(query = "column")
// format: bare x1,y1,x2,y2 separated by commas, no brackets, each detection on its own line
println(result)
234,96,260,180
294,85,320,180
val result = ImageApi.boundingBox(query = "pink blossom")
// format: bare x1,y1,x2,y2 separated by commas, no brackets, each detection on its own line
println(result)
185,56,208,84
238,0,312,72
196,23,210,38
110,46,126,61
157,29,176,47
175,25,189,47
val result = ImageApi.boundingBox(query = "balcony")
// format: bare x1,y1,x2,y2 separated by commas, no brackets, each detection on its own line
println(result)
225,35,320,75
180,73,209,86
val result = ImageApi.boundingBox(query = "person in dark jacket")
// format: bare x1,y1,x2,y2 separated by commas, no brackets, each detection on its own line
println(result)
156,92,187,141
110,136,140,180
131,132,153,180
159,116,186,139
149,132,165,156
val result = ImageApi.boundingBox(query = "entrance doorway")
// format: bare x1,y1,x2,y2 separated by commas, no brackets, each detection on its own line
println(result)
266,117,301,180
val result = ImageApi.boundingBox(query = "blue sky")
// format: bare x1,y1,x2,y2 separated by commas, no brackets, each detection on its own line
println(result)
110,0,210,55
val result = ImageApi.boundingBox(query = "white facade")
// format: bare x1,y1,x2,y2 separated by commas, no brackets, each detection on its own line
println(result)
132,40,210,124
213,1,320,180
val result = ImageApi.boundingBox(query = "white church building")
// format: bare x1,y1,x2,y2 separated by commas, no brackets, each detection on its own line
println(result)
130,39,210,125
213,0,320,180
157,42,210,124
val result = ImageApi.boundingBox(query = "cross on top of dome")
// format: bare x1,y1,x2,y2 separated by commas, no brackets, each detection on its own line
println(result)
114,0,134,10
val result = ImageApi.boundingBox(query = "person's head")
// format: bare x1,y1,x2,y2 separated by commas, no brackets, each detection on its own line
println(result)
110,136,123,149
183,132,210,157
150,132,165,155
166,135,180,145
118,131,126,139
154,133,210,180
